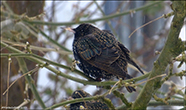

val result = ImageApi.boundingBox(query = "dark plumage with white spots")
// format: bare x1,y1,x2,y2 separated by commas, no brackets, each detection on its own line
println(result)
70,90,109,110
72,23,144,92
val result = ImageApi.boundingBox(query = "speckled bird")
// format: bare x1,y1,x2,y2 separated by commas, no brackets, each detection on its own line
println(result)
70,23,144,92
70,90,109,110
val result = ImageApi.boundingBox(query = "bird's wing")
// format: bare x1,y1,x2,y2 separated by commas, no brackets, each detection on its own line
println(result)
77,34,119,66
118,42,144,74
102,30,114,36
118,42,130,58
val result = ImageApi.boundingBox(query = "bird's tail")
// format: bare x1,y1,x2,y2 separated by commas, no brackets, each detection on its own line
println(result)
127,59,144,74
118,42,144,75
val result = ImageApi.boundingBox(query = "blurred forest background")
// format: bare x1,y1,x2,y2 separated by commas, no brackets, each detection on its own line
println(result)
1,1,185,109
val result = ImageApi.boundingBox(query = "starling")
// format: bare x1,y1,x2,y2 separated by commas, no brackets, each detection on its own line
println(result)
70,90,109,110
70,23,144,92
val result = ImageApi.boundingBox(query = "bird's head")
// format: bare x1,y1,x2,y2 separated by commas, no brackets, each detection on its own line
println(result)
73,23,98,37
71,90,91,99
62,23,98,38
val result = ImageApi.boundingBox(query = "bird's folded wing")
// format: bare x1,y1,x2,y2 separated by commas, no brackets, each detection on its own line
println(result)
118,42,130,57
77,34,119,66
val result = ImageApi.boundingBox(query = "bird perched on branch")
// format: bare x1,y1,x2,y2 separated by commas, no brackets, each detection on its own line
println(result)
67,23,144,92
70,90,109,110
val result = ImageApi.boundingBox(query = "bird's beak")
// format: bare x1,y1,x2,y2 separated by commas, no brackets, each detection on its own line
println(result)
61,27,75,33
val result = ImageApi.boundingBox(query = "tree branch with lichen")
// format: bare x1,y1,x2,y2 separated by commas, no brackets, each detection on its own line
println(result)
132,1,186,109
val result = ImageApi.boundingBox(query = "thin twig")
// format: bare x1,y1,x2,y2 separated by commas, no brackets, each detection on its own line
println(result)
128,12,175,38
6,57,11,106
109,80,120,94
2,38,72,55
14,99,30,110
3,67,39,95
131,74,166,87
